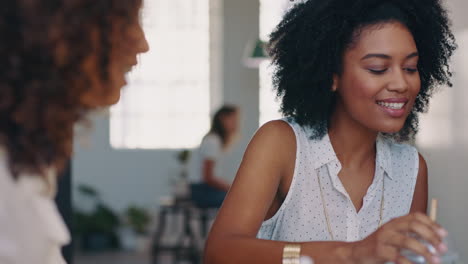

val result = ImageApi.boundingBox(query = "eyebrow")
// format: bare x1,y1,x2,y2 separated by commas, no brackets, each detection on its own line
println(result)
361,52,419,61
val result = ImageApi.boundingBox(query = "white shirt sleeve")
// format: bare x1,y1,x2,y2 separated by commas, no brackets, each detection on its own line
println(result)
199,134,222,161
0,162,70,264
0,202,19,264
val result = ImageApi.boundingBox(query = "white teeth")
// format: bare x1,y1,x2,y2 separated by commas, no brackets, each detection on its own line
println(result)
377,101,405,109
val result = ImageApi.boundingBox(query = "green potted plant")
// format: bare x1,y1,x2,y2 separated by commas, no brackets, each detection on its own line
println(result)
124,205,152,252
73,184,121,252
125,205,151,235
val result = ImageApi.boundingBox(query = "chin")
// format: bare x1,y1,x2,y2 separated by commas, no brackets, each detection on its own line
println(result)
103,79,125,106
106,92,122,106
378,123,405,134
368,117,405,134
96,90,121,107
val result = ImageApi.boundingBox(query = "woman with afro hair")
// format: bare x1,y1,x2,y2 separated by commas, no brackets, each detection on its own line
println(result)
0,0,148,263
205,0,456,263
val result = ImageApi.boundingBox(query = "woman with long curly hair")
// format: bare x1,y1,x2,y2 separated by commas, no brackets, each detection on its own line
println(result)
205,0,456,263
0,0,148,263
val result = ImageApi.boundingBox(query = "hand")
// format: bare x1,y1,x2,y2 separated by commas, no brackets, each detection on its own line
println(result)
349,212,448,264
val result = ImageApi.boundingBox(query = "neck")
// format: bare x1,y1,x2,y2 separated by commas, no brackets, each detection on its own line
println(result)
328,102,378,169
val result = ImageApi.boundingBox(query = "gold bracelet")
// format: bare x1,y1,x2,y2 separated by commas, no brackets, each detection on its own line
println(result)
283,243,301,264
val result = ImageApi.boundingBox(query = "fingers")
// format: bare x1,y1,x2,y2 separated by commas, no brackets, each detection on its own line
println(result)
411,212,447,236
386,231,440,264
395,256,414,264
362,213,450,264
391,212,447,254
407,220,444,253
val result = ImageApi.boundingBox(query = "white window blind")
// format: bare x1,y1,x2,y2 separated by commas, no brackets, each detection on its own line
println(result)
110,0,211,149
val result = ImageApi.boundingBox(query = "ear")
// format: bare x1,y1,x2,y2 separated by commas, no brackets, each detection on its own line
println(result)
332,74,339,92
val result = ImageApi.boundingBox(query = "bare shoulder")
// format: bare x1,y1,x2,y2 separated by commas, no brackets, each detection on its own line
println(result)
257,119,294,136
237,120,297,184
241,120,296,167
250,120,296,151
209,120,297,236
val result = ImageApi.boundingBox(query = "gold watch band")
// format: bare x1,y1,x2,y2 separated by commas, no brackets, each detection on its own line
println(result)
283,243,301,264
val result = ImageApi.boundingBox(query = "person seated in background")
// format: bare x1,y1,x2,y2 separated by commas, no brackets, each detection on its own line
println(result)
0,0,148,263
189,105,240,208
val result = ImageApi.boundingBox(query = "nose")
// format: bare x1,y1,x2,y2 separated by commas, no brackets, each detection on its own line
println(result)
140,35,149,54
137,26,150,54
387,68,409,93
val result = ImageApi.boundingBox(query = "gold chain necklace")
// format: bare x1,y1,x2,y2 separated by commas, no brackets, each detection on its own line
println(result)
316,172,385,240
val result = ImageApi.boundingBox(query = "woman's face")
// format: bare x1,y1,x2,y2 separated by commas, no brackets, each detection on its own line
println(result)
108,17,150,102
81,12,149,107
333,22,420,134
222,111,240,134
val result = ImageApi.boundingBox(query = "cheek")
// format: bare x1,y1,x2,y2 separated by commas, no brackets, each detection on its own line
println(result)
79,55,106,107
119,27,143,58
109,53,123,79
410,76,421,97
403,74,421,111
339,71,382,106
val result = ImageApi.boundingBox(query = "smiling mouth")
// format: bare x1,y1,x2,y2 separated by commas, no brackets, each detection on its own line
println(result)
124,64,136,74
376,101,406,110
375,99,409,118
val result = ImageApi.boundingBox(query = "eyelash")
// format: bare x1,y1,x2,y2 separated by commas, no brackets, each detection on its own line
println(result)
368,68,419,75
405,68,418,73
368,69,387,75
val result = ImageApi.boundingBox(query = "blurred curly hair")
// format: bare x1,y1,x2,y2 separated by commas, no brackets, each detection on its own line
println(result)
269,0,457,141
0,0,141,178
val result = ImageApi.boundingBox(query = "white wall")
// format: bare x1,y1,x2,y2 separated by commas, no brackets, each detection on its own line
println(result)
73,112,178,212
418,0,468,260
220,0,260,181
72,0,259,212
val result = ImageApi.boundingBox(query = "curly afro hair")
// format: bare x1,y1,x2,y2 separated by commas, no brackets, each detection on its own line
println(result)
0,0,141,178
269,0,457,141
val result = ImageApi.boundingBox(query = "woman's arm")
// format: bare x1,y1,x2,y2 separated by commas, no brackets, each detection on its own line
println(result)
204,122,445,264
204,121,351,263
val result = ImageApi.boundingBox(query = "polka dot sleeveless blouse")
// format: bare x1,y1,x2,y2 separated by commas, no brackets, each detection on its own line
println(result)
257,118,419,242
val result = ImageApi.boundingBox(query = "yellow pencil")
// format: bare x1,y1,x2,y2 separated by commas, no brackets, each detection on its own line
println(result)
430,198,438,222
